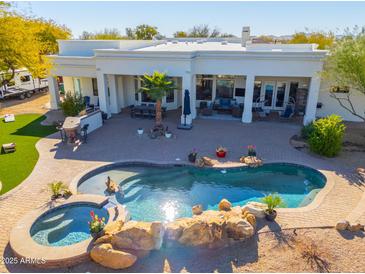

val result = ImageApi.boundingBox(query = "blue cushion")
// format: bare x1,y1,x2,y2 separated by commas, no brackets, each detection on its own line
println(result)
220,98,231,107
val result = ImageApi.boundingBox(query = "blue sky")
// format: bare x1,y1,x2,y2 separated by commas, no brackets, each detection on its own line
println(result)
14,1,365,38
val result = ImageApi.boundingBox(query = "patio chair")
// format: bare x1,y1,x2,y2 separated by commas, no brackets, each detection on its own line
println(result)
130,105,136,118
199,101,213,116
56,125,67,143
254,97,267,117
80,124,89,144
280,97,296,119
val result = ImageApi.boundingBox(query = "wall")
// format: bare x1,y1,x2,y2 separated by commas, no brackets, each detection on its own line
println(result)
317,80,365,122
63,76,98,105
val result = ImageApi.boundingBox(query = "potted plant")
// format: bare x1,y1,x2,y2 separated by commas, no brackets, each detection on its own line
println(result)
88,210,106,238
188,148,198,163
261,194,285,221
247,145,257,157
216,146,227,158
137,127,144,135
165,126,172,138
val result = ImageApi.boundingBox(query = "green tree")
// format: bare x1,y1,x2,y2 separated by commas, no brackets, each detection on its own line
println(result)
126,24,159,40
0,3,71,89
323,28,365,121
79,28,123,40
173,31,188,38
138,71,175,127
289,31,335,49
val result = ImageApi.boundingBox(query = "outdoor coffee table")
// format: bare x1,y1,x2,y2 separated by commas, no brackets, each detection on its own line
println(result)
62,117,80,144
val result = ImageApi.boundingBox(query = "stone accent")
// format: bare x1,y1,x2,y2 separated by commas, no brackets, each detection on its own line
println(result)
90,243,137,269
111,221,164,251
218,199,232,211
192,204,203,215
103,220,124,235
242,202,267,218
348,222,364,232
335,220,349,231
105,176,119,193
240,156,263,167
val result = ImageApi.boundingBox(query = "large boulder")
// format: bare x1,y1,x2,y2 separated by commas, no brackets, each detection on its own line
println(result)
225,217,254,240
165,218,192,241
242,202,267,218
335,220,349,231
218,199,232,211
104,220,124,235
348,222,364,232
90,243,137,269
111,221,164,250
192,204,203,215
105,176,119,193
178,220,216,246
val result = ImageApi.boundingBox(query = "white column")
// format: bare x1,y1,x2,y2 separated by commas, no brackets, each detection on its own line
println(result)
303,75,321,125
242,74,255,123
180,73,196,125
47,76,60,110
108,75,119,114
96,72,111,118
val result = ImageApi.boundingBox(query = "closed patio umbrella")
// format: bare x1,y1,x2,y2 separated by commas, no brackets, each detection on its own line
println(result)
178,89,193,129
183,89,191,125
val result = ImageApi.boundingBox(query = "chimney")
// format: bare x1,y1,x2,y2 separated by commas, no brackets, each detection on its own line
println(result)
241,26,250,47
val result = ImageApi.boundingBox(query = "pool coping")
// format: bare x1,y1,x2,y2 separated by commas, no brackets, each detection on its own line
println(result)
9,194,126,268
69,160,334,216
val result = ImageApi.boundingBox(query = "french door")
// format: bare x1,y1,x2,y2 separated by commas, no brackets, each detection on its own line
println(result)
262,81,289,110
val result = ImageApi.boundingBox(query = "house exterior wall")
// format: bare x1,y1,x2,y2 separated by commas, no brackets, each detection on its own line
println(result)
317,81,365,122
48,40,365,123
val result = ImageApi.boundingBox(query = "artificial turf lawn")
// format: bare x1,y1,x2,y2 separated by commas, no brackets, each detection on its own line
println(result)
0,114,56,195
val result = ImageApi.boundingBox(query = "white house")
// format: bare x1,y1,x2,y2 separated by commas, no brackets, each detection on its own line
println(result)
47,27,365,125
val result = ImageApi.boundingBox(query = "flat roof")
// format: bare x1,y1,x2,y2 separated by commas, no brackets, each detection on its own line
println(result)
135,41,245,52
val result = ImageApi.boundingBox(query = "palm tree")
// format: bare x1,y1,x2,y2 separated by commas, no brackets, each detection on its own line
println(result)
139,71,175,128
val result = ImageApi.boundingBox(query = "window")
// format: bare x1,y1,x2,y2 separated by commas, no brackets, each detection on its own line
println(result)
134,77,139,101
289,82,299,99
73,78,81,95
330,86,350,93
235,88,245,97
275,82,286,108
20,75,31,83
196,75,213,100
92,78,98,96
253,81,262,102
166,90,174,103
216,79,235,99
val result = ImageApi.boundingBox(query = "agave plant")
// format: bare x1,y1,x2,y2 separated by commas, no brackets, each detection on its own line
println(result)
261,193,285,214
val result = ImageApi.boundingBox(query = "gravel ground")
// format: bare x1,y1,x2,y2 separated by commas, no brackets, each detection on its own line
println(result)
5,228,365,273
0,93,50,116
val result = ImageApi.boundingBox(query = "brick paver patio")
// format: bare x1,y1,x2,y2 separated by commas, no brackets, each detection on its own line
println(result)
1,110,364,272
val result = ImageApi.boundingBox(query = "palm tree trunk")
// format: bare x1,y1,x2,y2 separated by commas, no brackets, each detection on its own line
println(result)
155,99,162,126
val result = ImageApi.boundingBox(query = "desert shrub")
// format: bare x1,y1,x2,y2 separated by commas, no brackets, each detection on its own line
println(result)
60,91,85,117
301,122,315,139
308,115,345,157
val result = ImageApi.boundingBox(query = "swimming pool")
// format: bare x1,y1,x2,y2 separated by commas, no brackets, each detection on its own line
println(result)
77,163,326,222
30,203,109,247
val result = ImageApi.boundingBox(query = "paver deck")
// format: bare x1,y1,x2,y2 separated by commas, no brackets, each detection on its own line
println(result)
0,110,364,272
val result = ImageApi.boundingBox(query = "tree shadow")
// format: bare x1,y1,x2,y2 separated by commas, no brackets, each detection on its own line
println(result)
10,115,56,138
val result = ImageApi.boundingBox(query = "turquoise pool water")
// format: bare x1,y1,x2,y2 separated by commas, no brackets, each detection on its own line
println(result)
78,163,326,222
30,204,109,246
